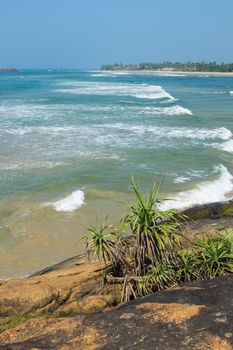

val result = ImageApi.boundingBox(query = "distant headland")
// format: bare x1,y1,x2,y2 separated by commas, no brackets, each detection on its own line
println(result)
0,68,19,72
100,61,233,73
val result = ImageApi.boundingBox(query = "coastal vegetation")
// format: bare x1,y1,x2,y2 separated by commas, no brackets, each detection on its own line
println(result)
101,61,233,72
84,178,233,302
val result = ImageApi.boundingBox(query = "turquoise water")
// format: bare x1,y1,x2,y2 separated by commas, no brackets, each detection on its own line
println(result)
0,69,233,277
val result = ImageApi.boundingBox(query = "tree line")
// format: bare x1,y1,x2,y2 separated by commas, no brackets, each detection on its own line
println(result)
101,61,233,72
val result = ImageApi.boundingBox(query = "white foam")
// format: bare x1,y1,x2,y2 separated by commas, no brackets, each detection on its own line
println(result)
144,105,193,116
198,91,226,94
155,73,187,77
1,123,231,154
91,73,113,77
55,82,175,101
110,72,131,75
186,169,208,178
217,139,233,153
173,176,191,184
48,190,85,212
107,124,232,141
2,125,80,136
160,165,233,210
0,103,115,119
164,126,232,140
0,102,193,125
0,161,63,171
230,91,233,95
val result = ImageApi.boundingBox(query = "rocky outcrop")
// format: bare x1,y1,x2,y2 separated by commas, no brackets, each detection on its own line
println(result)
0,260,121,318
183,200,233,221
0,68,19,72
0,274,232,349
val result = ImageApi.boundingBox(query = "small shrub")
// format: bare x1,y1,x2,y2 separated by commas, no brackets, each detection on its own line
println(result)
84,221,117,264
191,232,233,279
123,177,184,275
83,179,233,302
176,231,233,282
148,261,176,290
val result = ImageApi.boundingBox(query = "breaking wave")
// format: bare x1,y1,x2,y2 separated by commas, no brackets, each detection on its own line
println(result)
106,124,232,141
216,139,233,153
160,165,233,210
2,125,231,146
144,105,193,116
47,190,85,212
55,82,175,100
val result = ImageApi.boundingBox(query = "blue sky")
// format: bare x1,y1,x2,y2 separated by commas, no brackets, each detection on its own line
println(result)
1,0,233,68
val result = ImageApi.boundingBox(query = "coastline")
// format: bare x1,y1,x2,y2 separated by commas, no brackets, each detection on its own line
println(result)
26,199,233,278
101,69,233,77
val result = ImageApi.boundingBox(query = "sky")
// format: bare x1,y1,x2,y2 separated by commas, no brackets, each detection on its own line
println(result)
0,0,233,69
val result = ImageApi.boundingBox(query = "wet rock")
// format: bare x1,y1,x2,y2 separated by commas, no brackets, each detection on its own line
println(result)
183,200,233,221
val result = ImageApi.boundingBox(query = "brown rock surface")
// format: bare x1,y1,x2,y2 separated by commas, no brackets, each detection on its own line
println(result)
0,275,232,349
0,261,119,317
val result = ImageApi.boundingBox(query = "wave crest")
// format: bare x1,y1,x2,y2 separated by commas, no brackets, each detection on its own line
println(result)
217,139,233,153
55,82,175,101
144,105,192,116
160,165,233,210
47,190,85,212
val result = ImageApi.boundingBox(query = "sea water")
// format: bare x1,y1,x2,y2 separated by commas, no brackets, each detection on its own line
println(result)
0,69,233,277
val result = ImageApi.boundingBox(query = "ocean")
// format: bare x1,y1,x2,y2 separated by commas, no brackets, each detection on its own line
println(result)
0,69,233,278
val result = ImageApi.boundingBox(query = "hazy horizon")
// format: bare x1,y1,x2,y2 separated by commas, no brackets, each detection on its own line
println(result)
3,61,233,70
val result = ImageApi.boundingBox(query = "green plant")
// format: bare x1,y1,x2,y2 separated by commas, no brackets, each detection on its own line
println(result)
135,275,152,297
175,249,202,283
84,221,117,264
192,233,233,278
148,261,176,290
176,231,233,282
83,178,233,303
224,229,233,254
83,220,129,277
123,177,183,275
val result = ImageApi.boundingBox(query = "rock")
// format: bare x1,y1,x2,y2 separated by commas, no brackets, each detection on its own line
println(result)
182,200,233,221
183,205,210,221
0,317,103,350
0,275,232,349
29,253,87,277
79,295,115,313
0,262,120,317
0,68,19,72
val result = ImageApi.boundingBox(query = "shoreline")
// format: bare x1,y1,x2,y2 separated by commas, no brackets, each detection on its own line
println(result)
26,198,233,279
0,202,233,348
1,194,233,281
100,69,233,77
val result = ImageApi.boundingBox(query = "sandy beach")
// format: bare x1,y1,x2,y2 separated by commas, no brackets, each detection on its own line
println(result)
101,69,233,77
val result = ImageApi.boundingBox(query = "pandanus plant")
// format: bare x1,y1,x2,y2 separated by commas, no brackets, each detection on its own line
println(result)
84,220,128,276
83,179,233,301
123,177,183,275
84,221,116,264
